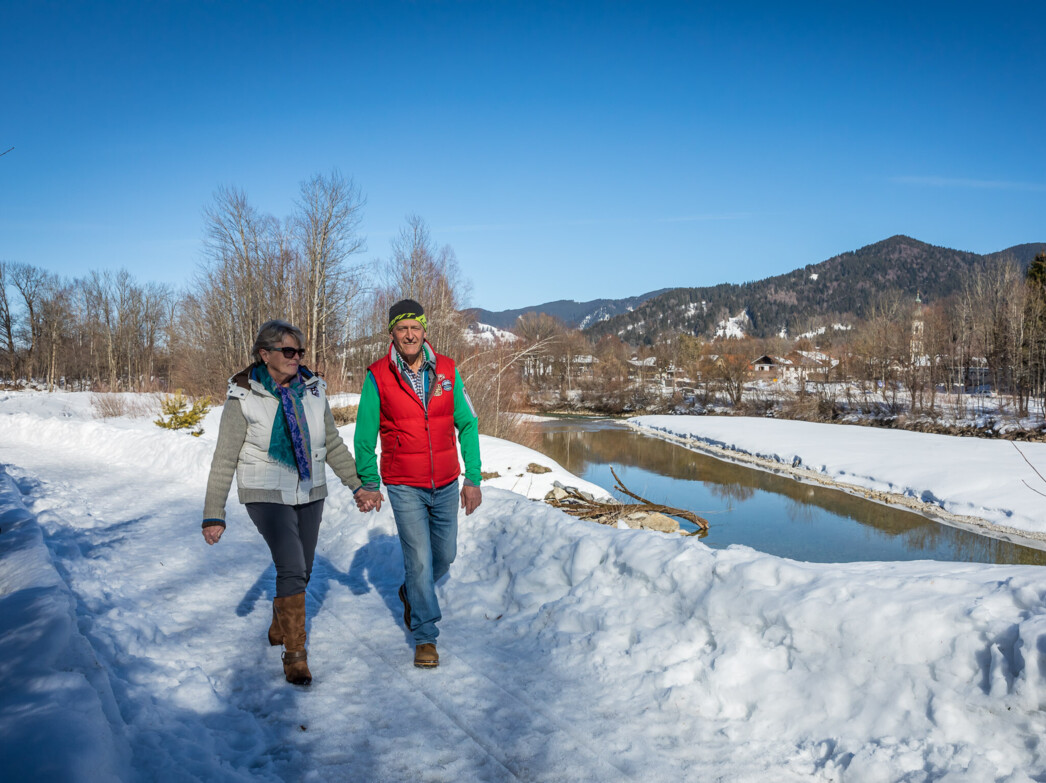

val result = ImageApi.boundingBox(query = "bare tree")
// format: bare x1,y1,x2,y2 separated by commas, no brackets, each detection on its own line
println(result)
1026,286,1046,418
293,171,366,372
374,214,469,359
920,301,954,413
0,260,16,379
37,278,72,391
84,270,119,389
704,337,755,407
10,263,49,381
184,186,293,388
851,293,908,411
513,312,564,390
958,260,1029,414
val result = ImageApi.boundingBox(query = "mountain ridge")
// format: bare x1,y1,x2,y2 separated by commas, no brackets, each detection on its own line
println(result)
588,235,1046,344
466,289,672,330
472,236,1045,345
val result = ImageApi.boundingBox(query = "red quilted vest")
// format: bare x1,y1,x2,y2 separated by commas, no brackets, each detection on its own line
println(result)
368,343,461,488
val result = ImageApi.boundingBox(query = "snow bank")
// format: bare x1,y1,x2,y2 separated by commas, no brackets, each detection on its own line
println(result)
326,392,361,408
445,503,1046,780
632,415,1046,539
0,467,129,781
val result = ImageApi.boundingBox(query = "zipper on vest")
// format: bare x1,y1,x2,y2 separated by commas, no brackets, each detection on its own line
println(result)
425,409,435,489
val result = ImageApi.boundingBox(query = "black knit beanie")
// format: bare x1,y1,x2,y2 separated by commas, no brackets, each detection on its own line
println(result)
388,299,426,332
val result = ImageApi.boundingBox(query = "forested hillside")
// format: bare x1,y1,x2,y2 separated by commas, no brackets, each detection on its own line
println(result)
584,236,1046,345
469,289,670,330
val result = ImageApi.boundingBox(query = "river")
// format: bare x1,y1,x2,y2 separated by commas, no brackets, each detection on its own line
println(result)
535,418,1046,566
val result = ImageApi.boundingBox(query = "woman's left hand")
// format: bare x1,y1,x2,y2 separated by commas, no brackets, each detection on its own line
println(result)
202,525,225,545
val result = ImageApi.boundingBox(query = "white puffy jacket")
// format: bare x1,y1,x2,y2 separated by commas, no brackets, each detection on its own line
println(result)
231,371,329,504
202,365,362,524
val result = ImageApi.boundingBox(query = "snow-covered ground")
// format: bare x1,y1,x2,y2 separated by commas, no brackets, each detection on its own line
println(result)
3,391,1046,781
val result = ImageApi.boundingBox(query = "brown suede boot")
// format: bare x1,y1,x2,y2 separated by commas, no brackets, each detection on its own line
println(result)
274,592,312,685
414,643,439,669
267,599,282,647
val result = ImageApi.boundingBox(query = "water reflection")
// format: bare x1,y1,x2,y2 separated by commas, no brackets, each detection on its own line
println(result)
537,419,1046,566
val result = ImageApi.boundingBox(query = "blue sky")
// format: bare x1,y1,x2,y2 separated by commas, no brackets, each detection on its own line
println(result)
3,1,1044,312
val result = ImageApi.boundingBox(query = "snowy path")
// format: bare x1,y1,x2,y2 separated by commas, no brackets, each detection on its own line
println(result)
0,410,681,781
4,395,1046,781
0,416,633,781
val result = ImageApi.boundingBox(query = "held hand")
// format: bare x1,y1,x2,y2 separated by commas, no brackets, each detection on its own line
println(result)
460,485,482,516
355,489,384,513
202,525,225,545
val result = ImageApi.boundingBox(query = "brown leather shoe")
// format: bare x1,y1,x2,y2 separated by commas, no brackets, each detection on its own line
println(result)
414,643,439,668
274,592,312,685
398,584,412,630
267,599,282,646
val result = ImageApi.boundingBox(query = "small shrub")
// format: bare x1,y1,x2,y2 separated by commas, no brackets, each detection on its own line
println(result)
779,394,835,422
738,396,776,417
126,395,162,419
331,405,358,425
92,393,127,418
526,463,552,474
155,391,211,436
93,392,158,419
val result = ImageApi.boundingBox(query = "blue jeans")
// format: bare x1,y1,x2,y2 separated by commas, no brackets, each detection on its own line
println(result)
386,481,459,645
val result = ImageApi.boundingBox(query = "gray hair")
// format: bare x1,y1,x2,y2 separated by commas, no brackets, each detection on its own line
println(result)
252,319,306,364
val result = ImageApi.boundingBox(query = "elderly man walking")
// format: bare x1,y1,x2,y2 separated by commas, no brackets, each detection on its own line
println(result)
354,299,482,668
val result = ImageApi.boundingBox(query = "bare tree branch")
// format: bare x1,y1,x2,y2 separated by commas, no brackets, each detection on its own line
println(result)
544,466,710,532
1013,441,1046,497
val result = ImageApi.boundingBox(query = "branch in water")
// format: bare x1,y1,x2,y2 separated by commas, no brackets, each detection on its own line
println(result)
544,466,710,532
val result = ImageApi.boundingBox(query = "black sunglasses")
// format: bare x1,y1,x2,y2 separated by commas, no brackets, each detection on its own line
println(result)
268,346,306,359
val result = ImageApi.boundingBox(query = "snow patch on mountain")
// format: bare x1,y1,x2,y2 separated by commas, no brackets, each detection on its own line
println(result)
715,310,751,339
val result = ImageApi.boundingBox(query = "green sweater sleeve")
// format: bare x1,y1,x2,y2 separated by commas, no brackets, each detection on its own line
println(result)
323,401,362,492
453,368,482,486
353,371,382,490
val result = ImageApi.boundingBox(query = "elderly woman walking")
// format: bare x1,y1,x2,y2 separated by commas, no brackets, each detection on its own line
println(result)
201,319,371,685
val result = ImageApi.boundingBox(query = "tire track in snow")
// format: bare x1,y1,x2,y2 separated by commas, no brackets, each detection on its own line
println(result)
310,599,524,781
439,644,635,781
310,559,634,783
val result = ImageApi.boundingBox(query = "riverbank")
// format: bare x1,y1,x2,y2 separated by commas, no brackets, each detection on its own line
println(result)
527,391,1046,441
630,415,1046,549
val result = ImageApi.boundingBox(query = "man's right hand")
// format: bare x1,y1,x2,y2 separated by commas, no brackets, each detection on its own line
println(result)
355,488,384,513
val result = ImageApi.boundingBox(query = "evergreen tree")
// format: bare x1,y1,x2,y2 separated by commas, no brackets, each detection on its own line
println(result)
1028,252,1046,294
154,391,211,436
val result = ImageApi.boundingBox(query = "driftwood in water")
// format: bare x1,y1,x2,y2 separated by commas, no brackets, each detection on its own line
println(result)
544,467,710,534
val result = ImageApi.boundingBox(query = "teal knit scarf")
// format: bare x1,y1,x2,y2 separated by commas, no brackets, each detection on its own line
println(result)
253,365,312,482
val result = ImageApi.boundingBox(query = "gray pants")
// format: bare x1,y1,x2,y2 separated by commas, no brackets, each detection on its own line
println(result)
245,500,324,597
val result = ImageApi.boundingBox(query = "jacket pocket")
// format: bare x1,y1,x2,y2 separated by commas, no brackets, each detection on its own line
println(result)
381,435,400,475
